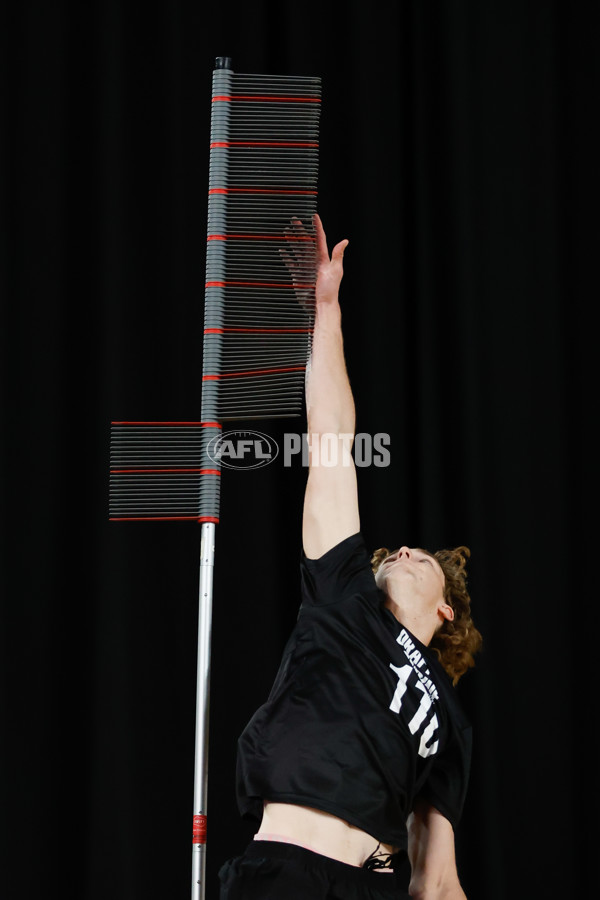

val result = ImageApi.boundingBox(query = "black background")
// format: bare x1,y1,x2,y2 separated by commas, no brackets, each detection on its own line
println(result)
1,2,597,898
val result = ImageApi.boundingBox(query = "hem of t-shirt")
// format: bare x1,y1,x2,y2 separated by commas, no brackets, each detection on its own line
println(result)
413,791,459,831
258,790,408,848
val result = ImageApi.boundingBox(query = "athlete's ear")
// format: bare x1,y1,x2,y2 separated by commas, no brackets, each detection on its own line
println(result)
438,602,455,623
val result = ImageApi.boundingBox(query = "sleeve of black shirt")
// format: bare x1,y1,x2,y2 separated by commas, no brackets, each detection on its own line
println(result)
300,532,381,608
415,715,472,829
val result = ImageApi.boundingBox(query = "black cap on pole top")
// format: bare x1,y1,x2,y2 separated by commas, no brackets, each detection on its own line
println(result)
215,57,232,70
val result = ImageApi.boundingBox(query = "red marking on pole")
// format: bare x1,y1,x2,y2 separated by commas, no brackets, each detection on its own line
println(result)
198,517,220,524
203,365,306,380
193,815,207,844
208,188,317,195
207,234,314,241
210,141,319,148
110,468,222,475
106,470,217,477
205,281,314,289
212,95,320,103
111,421,220,427
109,516,200,521
204,327,311,334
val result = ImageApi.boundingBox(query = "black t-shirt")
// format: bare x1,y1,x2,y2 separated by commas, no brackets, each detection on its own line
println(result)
236,532,472,848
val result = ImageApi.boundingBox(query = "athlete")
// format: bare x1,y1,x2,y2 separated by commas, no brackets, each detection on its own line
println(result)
219,215,482,899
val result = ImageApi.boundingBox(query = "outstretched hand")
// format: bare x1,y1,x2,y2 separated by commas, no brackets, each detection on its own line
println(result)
281,214,349,308
314,213,349,304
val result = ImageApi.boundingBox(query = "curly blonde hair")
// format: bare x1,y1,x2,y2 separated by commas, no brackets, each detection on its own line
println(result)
371,545,482,685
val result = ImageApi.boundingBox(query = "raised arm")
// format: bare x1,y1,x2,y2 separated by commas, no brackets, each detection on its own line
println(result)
407,800,467,899
299,215,360,559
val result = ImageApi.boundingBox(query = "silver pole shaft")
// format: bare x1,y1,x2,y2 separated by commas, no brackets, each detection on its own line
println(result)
191,522,215,900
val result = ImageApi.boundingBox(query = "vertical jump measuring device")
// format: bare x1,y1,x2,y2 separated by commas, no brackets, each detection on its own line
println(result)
109,57,321,900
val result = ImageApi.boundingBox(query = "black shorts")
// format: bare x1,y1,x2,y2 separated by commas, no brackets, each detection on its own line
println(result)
218,840,411,900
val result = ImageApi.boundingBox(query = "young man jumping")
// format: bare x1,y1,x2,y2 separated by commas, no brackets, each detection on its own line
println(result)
219,216,482,899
